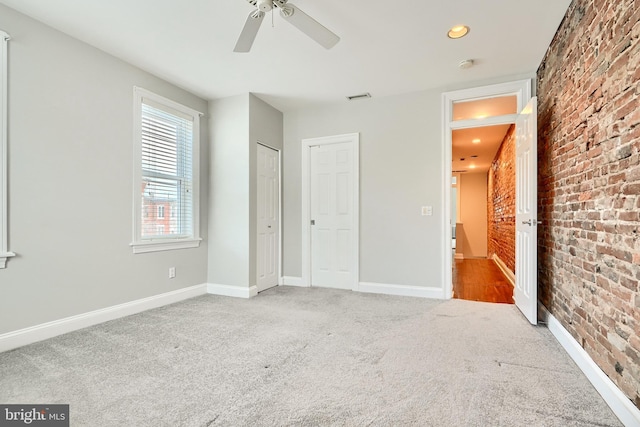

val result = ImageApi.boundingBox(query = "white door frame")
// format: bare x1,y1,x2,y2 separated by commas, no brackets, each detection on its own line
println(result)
441,80,532,299
256,141,282,289
301,133,360,290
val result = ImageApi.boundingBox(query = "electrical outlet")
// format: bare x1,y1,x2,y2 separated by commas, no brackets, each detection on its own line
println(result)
169,267,176,279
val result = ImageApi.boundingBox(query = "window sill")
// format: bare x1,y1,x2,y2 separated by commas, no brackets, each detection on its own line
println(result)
0,252,15,268
130,238,202,254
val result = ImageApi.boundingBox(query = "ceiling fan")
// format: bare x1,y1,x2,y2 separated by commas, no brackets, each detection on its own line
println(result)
234,0,340,52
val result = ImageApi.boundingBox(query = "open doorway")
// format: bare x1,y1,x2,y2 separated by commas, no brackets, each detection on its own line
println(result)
442,80,533,315
452,123,515,303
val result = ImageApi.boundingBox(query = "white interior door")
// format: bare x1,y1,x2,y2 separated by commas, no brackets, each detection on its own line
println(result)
310,141,355,289
515,97,538,324
257,144,279,292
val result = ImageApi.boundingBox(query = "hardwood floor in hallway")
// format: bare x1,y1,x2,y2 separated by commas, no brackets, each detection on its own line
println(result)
453,258,514,304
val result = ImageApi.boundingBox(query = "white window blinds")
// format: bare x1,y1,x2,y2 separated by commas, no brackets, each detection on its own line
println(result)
131,87,201,253
140,100,194,239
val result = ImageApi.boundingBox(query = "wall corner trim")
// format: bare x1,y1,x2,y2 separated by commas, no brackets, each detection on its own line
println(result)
207,283,257,299
540,305,640,426
358,282,444,299
0,284,208,353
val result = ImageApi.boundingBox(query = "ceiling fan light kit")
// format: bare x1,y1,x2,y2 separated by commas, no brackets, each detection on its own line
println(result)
280,6,294,18
234,0,340,53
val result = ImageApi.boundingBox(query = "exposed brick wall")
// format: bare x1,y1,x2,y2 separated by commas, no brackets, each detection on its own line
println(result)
537,0,640,407
488,125,516,273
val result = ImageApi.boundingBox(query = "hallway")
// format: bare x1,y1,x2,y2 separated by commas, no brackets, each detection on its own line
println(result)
453,258,514,304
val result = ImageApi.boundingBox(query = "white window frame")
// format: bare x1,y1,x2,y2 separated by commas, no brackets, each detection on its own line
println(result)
131,87,202,254
0,30,14,268
157,205,165,219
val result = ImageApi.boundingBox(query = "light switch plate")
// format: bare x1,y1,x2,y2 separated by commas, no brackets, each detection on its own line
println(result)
421,206,433,216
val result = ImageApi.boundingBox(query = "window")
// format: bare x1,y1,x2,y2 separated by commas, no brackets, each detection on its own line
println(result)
0,30,13,268
131,87,202,253
452,95,518,121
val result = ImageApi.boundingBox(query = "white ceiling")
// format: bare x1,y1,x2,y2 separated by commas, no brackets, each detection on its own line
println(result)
0,0,572,111
452,95,518,173
452,124,513,173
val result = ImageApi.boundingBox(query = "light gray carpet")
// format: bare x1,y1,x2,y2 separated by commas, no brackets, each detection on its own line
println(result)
0,286,622,426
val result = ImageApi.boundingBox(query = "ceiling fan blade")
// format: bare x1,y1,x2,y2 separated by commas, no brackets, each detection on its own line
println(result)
234,10,265,53
280,4,340,49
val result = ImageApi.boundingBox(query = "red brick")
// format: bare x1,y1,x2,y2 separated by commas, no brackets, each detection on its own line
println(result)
619,211,639,221
623,183,640,195
487,125,516,273
538,0,640,408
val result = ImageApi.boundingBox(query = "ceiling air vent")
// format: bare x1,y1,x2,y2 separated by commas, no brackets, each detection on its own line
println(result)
346,93,372,101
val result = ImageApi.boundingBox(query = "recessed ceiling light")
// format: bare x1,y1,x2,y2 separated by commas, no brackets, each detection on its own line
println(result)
448,25,470,39
472,139,481,144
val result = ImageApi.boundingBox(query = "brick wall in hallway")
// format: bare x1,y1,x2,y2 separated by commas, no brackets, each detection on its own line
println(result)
488,124,516,274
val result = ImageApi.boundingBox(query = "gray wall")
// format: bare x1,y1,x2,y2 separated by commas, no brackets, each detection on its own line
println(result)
0,5,209,334
283,90,443,287
208,95,250,287
208,94,283,288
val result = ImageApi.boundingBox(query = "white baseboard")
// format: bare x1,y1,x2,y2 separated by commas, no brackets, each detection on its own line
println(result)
358,282,444,299
540,305,640,426
206,283,257,299
0,283,208,353
281,278,442,299
454,253,464,260
280,276,307,287
491,254,515,287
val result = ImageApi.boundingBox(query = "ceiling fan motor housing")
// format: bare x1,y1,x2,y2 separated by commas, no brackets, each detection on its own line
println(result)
257,0,273,12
